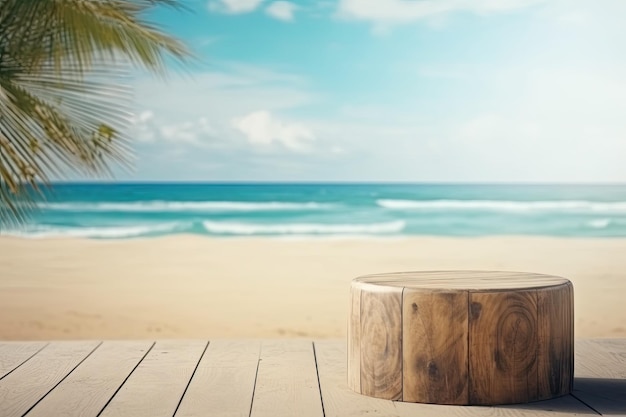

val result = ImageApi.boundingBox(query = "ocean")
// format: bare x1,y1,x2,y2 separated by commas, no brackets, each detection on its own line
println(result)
2,183,626,239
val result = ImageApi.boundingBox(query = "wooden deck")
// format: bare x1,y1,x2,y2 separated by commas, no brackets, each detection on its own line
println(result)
0,339,624,417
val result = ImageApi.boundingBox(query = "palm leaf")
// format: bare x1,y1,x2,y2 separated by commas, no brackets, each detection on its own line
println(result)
0,0,192,227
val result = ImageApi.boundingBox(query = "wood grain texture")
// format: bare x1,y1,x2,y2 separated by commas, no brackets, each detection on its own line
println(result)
0,339,610,417
26,341,153,417
537,282,574,400
350,272,574,405
575,339,626,379
587,338,626,355
573,339,626,415
395,392,597,417
347,284,361,393
359,284,403,400
175,340,260,417
0,341,100,417
317,340,595,417
469,290,539,405
314,340,404,417
0,342,47,379
98,340,207,417
356,271,569,290
402,289,469,404
250,340,323,417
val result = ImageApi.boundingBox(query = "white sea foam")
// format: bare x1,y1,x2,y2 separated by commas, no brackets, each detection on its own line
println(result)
38,201,333,212
587,219,612,229
201,220,406,235
1,222,184,239
273,234,409,241
377,199,626,213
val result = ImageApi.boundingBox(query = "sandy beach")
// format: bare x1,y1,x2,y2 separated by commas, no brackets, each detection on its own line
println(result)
0,236,624,340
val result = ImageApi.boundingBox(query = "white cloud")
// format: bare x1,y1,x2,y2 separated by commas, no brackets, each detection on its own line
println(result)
137,110,153,123
232,110,315,152
127,62,321,168
445,66,626,181
159,122,198,144
336,0,547,26
209,0,264,14
130,110,156,142
125,38,626,182
266,1,297,21
537,0,626,28
159,123,198,143
555,10,587,25
133,115,221,147
133,63,314,119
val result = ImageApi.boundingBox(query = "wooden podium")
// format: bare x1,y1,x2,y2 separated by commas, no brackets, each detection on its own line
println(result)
348,271,574,405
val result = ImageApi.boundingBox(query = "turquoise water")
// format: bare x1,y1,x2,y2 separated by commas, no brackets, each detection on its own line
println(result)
3,183,626,238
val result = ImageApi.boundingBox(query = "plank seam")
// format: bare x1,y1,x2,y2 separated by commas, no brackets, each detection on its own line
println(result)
465,290,470,405
95,341,156,417
536,288,539,401
247,344,262,417
0,342,49,381
400,286,405,402
359,286,363,392
172,340,210,417
570,285,574,393
570,393,602,415
21,341,103,417
312,342,326,417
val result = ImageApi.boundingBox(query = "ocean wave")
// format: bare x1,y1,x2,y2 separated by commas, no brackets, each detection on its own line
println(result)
39,201,333,212
1,222,184,239
201,220,406,235
587,219,612,229
377,199,626,212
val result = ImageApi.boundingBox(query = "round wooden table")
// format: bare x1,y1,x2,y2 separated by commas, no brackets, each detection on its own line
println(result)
347,271,574,405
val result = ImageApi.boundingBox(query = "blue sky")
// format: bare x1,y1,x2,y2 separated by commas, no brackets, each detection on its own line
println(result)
120,0,626,182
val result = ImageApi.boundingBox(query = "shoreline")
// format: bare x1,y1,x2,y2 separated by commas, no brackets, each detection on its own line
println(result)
1,235,625,340
3,233,626,240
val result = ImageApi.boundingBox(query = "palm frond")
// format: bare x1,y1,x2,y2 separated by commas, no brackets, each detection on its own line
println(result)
0,0,192,227
1,0,192,75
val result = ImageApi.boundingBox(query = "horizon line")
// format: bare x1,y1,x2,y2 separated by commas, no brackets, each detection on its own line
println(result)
45,180,626,186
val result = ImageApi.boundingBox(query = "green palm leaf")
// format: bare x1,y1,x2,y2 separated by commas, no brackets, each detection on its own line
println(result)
0,0,192,226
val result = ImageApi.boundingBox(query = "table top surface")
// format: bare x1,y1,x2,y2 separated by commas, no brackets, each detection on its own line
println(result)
354,270,570,290
0,339,624,417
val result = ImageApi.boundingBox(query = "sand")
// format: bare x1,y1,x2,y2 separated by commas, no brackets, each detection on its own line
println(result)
0,236,624,340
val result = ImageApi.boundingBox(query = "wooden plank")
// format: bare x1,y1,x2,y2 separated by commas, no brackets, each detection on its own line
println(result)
25,341,153,417
98,340,207,417
590,338,626,354
575,339,626,379
537,282,574,400
314,340,405,417
395,394,598,416
359,284,403,400
175,340,260,417
249,340,323,417
0,340,606,417
316,340,595,417
0,342,47,379
469,290,539,405
573,339,626,415
402,289,468,404
0,341,101,417
347,283,361,393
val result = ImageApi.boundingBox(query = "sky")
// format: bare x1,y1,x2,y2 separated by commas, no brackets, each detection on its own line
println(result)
118,0,625,183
